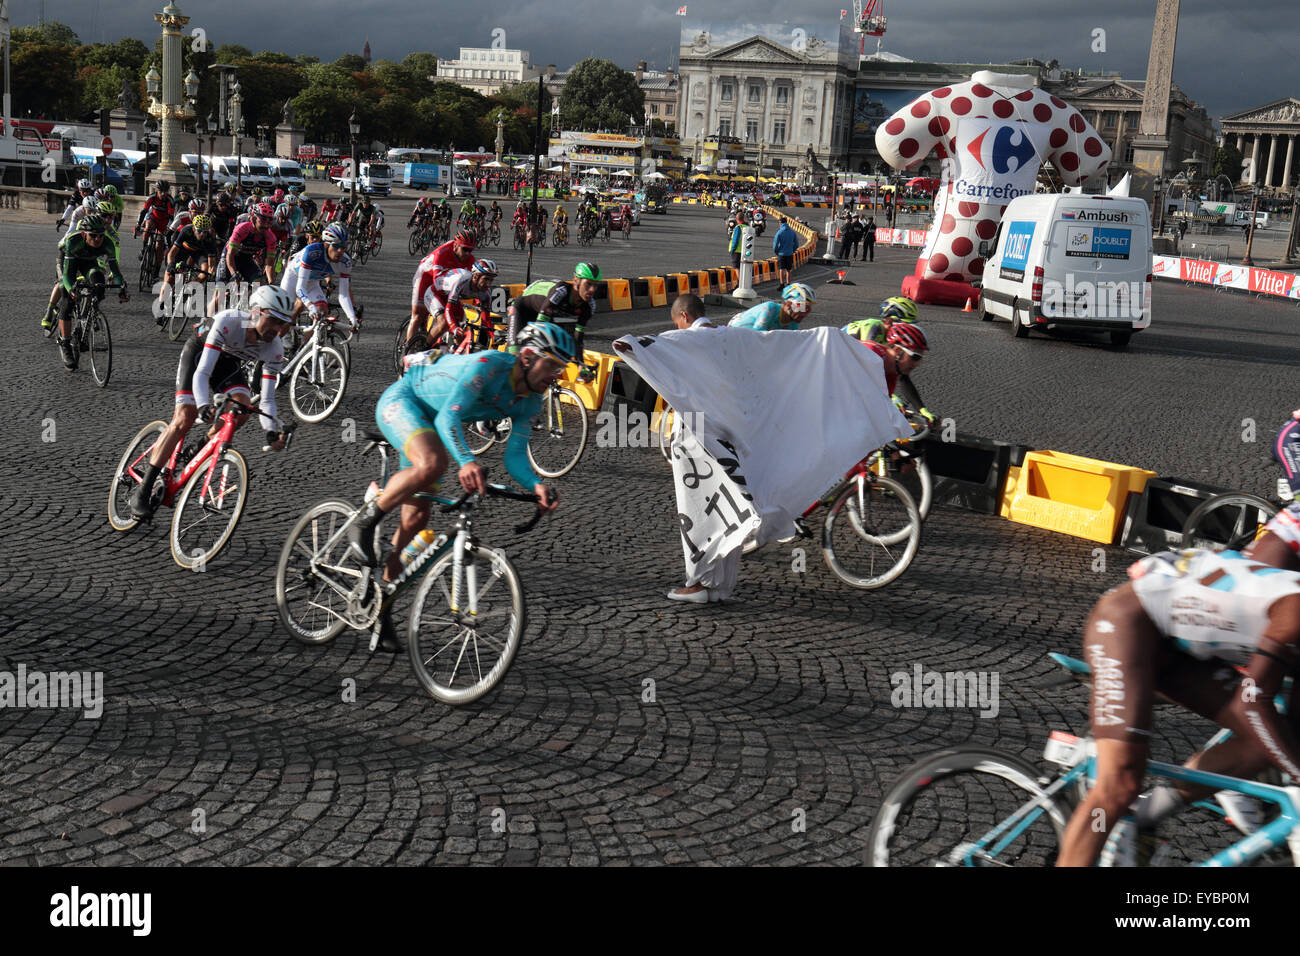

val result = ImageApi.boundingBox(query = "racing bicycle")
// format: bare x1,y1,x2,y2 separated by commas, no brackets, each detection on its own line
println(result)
464,373,592,479
282,309,352,424
57,270,119,387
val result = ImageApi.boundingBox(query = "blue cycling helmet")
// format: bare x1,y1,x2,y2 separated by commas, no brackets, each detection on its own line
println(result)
322,223,348,246
517,321,576,364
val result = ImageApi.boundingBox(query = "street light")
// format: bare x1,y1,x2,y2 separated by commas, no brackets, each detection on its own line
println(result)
1243,185,1260,266
145,66,161,97
237,116,246,193
203,111,216,205
1153,175,1163,235
349,111,361,205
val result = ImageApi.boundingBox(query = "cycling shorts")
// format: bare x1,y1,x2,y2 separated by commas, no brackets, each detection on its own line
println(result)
1262,503,1300,556
376,377,437,470
175,334,251,407
216,255,261,284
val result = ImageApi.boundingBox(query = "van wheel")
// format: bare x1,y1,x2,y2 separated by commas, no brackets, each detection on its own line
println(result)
977,297,991,322
1109,330,1132,350
1010,300,1030,338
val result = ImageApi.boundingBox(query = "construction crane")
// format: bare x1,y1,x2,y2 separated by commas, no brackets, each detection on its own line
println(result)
853,0,887,56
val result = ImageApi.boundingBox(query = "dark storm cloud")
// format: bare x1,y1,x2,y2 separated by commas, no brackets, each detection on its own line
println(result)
12,0,1290,118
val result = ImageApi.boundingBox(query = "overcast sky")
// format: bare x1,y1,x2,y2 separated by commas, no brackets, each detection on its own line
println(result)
10,0,1287,120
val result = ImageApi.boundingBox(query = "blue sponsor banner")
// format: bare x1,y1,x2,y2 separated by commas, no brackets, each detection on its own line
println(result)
1065,225,1132,260
999,220,1035,278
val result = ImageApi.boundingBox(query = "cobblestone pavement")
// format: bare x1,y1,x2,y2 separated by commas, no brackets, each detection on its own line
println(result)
0,205,1293,865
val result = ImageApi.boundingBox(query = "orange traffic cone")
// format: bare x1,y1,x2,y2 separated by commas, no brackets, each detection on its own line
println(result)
962,298,974,312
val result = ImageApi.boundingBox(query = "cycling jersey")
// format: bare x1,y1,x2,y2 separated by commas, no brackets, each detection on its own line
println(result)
209,206,237,242
1128,548,1300,666
167,226,220,268
138,194,175,231
280,241,358,325
226,220,277,259
58,231,124,292
167,211,193,235
375,350,543,489
179,309,286,432
411,240,476,308
423,267,489,330
508,280,594,348
1261,504,1300,556
729,300,799,332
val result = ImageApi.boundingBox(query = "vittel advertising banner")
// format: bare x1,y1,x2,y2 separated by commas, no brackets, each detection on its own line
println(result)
951,118,1053,204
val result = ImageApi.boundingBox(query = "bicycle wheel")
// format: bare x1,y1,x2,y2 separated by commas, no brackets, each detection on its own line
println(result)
526,387,589,478
866,746,1069,866
275,498,366,644
465,418,507,455
822,475,921,589
137,244,154,293
393,321,414,374
372,233,382,257
407,542,525,705
107,420,167,531
409,231,420,257
166,288,191,340
658,406,674,462
1180,493,1278,551
87,308,111,387
169,447,250,570
289,344,348,423
869,451,933,522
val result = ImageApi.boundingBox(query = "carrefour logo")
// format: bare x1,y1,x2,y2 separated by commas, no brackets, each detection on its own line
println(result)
966,125,1038,175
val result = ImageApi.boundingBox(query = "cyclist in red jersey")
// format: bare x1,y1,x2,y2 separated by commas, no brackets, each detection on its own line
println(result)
135,180,176,252
320,198,339,223
405,230,478,347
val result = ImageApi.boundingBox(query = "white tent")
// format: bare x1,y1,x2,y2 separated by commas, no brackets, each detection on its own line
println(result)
545,165,566,172
453,158,474,166
644,171,668,180
512,162,533,170
482,160,507,168
611,169,634,177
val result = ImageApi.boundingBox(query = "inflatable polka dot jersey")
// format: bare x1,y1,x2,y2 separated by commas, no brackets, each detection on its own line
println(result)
874,71,1112,306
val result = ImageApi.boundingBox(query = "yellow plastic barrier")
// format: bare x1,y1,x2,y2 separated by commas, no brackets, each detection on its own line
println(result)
667,272,690,297
691,270,711,295
561,349,618,411
606,278,633,311
502,282,525,299
1001,451,1156,544
642,275,668,307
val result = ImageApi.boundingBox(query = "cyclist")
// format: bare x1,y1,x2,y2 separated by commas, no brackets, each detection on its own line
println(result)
296,188,317,224
167,198,205,245
130,285,293,520
347,321,569,647
407,196,430,229
506,261,600,358
347,194,376,239
50,214,129,369
488,200,503,230
843,296,919,346
553,203,568,242
1056,546,1300,867
209,191,238,243
510,202,528,241
209,202,277,315
157,212,220,314
532,203,548,244
57,178,96,231
283,194,305,247
269,205,295,269
729,283,816,331
98,184,125,231
320,196,339,224
280,222,361,329
406,230,478,347
619,201,633,233
599,204,613,240
420,260,499,350
134,180,176,257
458,195,477,226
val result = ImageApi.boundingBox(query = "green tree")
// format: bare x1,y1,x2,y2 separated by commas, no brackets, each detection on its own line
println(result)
213,44,253,63
374,92,422,146
1213,143,1244,183
558,58,644,132
402,52,438,99
11,43,82,117
11,21,80,47
333,53,367,75
292,84,360,142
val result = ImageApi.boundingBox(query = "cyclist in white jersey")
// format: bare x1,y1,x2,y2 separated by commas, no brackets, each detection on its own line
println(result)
279,223,360,328
1057,546,1300,866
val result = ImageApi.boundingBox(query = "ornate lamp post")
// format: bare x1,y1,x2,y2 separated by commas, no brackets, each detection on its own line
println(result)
349,111,361,205
495,110,505,164
200,111,216,205
144,3,198,188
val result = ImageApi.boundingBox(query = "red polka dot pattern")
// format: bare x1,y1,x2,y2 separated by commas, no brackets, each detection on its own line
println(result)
952,97,971,115
1049,127,1068,149
1033,103,1052,122
1084,137,1104,156
933,87,951,98
1069,113,1086,133
975,218,997,239
993,100,1014,118
944,273,965,282
1059,151,1079,172
958,201,979,217
969,258,985,274
1015,90,1036,102
1050,96,1066,109
899,138,918,158
885,118,905,136
910,100,931,118
971,84,992,98
928,116,951,137
929,253,950,273
940,214,956,234
951,236,973,256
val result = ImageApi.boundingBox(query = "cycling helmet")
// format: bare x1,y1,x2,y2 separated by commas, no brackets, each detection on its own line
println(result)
517,321,576,364
214,191,231,205
104,184,119,197
273,209,289,225
80,214,106,235
81,195,98,212
782,283,817,310
471,259,499,278
276,202,292,219
189,198,205,214
192,214,213,231
886,322,929,353
77,177,93,192
305,219,323,236
250,284,295,323
880,295,918,323
254,202,274,220
285,193,300,206
154,180,170,192
94,187,110,203
843,318,884,343
573,261,601,281
322,223,348,246
96,200,116,217
452,230,476,249
272,189,285,203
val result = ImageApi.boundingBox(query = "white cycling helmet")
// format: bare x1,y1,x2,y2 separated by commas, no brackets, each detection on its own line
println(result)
250,285,295,323
782,282,817,314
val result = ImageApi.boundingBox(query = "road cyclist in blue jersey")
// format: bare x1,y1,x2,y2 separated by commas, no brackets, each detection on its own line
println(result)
348,322,572,647
727,282,816,331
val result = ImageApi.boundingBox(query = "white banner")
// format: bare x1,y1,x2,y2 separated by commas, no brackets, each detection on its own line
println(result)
615,326,911,569
951,117,1052,205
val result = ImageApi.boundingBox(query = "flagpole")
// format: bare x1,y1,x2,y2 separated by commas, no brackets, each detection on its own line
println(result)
526,74,543,286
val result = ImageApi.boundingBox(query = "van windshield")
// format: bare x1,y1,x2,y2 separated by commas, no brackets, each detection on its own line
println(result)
367,164,391,178
245,160,271,173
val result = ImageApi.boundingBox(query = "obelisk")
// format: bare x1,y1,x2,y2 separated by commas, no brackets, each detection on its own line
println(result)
1130,0,1180,204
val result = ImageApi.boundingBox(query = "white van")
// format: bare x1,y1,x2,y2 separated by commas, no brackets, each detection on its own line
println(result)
266,158,306,191
977,193,1152,349
240,157,276,191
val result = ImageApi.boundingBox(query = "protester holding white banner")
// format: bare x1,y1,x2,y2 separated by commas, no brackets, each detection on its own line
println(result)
614,325,912,604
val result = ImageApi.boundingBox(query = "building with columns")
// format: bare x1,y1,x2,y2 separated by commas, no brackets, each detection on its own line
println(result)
1221,99,1300,192
436,47,543,95
676,20,858,178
